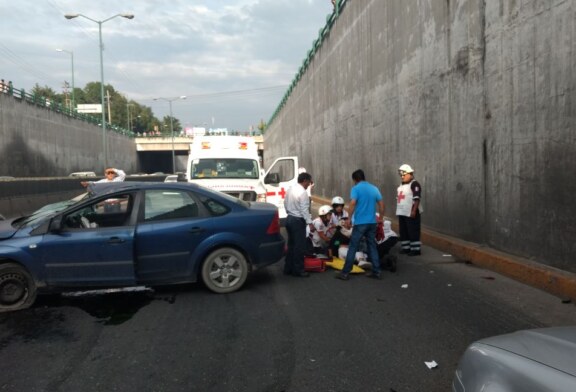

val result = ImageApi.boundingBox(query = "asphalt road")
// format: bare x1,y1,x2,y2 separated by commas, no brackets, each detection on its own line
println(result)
1,241,575,392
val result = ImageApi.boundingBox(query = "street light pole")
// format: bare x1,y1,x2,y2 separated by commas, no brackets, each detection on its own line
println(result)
64,13,134,170
56,48,75,112
154,96,186,173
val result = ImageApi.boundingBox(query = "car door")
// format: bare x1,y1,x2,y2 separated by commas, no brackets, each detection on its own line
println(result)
134,188,214,284
263,156,299,218
41,192,137,287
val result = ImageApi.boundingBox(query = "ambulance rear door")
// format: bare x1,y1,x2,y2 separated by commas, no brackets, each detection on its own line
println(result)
263,157,298,218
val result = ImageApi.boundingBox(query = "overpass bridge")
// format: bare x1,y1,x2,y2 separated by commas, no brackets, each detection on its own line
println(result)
134,135,264,174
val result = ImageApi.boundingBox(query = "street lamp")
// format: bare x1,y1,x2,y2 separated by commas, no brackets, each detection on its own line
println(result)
154,96,187,173
64,13,134,169
55,48,75,112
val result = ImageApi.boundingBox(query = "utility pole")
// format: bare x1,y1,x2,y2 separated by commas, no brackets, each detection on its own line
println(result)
106,89,112,125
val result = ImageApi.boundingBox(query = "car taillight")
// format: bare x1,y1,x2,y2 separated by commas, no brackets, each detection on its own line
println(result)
266,211,280,234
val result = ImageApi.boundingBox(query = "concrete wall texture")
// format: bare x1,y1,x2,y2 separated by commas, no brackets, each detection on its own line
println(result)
0,94,138,177
264,0,576,271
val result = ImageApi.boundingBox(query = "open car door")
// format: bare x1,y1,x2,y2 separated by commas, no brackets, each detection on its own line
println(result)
263,156,299,218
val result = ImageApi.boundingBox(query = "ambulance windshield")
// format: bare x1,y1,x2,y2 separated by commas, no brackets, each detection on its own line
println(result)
190,158,259,179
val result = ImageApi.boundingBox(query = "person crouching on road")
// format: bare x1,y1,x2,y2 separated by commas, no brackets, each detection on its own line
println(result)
376,214,399,272
307,205,334,256
284,172,314,278
396,164,422,256
329,196,349,227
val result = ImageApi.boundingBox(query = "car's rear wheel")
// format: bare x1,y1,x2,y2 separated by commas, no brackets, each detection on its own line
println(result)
0,263,37,312
201,248,248,294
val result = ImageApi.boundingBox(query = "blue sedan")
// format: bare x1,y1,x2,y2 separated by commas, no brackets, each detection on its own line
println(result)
0,182,285,312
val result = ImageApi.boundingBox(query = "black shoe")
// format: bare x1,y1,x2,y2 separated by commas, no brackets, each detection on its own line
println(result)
366,272,382,280
408,251,421,256
399,249,411,254
335,272,349,281
293,271,310,277
283,270,293,275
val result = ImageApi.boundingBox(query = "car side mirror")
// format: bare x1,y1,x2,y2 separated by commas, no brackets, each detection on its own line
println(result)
264,172,280,185
49,216,63,233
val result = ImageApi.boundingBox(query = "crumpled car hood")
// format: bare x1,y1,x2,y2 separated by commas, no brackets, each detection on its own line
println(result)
0,218,18,240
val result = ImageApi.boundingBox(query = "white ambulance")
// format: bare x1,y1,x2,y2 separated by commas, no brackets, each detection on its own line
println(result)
186,136,299,218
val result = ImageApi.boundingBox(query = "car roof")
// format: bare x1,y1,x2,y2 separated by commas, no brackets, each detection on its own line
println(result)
87,181,204,195
478,326,576,377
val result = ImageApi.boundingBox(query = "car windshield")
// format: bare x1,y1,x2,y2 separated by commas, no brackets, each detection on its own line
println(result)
190,158,259,179
13,192,90,228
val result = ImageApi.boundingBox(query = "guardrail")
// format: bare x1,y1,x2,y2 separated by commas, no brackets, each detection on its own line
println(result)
1,86,135,138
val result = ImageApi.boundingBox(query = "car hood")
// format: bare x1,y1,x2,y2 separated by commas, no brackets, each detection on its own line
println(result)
479,326,576,376
0,218,18,240
190,178,261,192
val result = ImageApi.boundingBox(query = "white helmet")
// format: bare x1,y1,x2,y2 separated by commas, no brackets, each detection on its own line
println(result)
318,205,332,216
331,196,345,205
398,164,414,174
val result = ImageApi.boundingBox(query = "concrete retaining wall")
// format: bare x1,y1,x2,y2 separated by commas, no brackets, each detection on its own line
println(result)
0,94,138,176
264,0,576,271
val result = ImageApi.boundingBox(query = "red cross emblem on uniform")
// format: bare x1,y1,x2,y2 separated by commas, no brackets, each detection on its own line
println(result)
397,191,406,203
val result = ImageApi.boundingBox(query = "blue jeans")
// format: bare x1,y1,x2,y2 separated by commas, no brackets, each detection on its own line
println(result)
343,224,380,274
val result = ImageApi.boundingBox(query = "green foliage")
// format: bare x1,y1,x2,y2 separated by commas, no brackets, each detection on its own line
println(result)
35,80,182,135
161,115,182,135
257,119,266,133
31,84,59,101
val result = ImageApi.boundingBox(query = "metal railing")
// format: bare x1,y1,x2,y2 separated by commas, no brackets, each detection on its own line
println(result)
1,86,135,138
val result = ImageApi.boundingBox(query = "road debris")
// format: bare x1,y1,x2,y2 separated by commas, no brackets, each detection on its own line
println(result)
424,360,438,369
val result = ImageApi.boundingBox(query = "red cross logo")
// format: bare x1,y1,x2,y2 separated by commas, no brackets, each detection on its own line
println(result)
278,187,287,198
397,191,406,203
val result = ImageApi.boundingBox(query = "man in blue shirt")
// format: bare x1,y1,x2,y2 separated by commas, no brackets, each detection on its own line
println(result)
336,169,385,280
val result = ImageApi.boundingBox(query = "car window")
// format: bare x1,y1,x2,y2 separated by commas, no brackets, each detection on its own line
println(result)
63,193,133,229
144,190,199,222
199,195,230,217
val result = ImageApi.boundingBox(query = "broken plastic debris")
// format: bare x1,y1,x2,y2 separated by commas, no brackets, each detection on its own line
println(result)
425,360,438,369
401,284,408,289
443,254,452,257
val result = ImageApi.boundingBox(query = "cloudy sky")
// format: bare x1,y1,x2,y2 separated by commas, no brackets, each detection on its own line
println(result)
0,0,333,131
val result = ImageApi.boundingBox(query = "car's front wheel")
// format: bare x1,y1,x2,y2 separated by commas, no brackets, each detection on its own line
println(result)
201,248,248,294
0,263,37,312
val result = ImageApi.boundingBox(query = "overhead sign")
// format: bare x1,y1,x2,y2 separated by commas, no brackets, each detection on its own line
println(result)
76,104,102,114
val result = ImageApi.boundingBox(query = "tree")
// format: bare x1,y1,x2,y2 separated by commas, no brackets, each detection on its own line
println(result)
31,84,59,101
29,79,184,136
257,119,267,133
161,115,182,135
